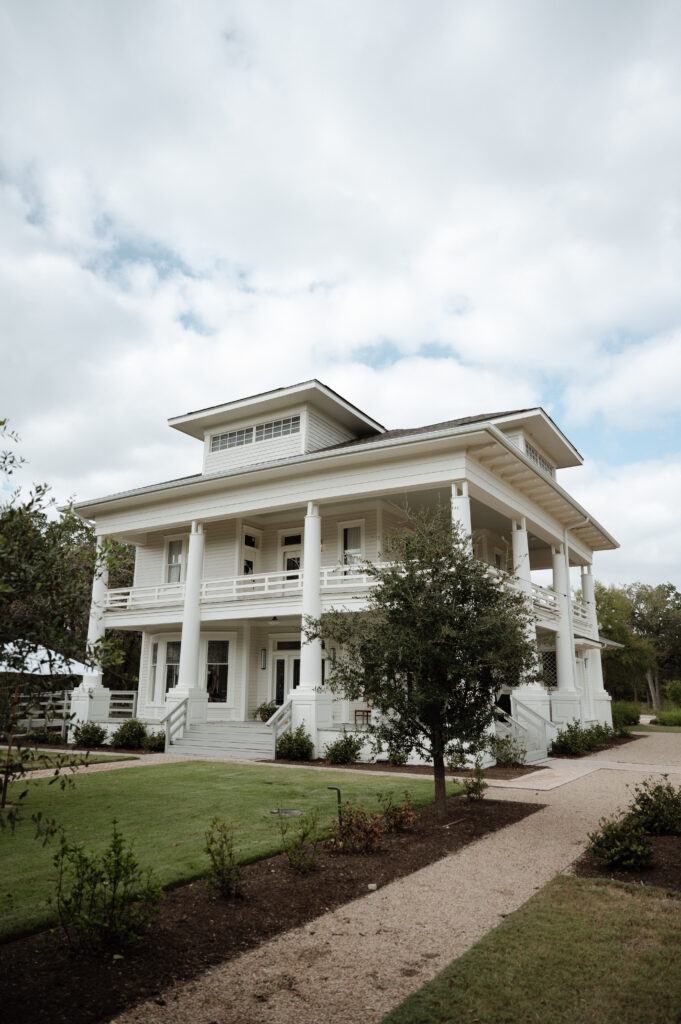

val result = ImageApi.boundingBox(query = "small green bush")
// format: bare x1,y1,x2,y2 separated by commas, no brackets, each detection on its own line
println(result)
611,701,640,729
53,821,162,953
204,817,243,898
587,814,653,870
628,775,681,835
141,730,166,752
549,720,617,757
386,745,409,766
324,802,384,854
463,757,488,801
378,791,416,832
26,725,64,744
277,809,321,874
488,734,527,767
323,729,364,765
652,710,681,727
110,719,148,750
72,721,107,748
275,724,314,761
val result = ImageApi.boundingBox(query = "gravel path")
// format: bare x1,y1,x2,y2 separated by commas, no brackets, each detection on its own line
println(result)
106,731,681,1024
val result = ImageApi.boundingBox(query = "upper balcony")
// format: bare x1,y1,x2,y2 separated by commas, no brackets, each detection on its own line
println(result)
102,565,596,637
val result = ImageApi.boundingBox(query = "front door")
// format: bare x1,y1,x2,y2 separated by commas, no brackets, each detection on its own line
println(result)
282,545,302,582
274,650,301,705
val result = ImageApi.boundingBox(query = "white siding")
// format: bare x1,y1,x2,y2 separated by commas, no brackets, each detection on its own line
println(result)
133,538,167,587
202,520,237,580
202,405,305,476
304,408,355,453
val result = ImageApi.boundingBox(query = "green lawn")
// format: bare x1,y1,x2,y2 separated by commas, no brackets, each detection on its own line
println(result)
1,747,137,769
380,876,681,1024
1,761,450,942
633,724,681,734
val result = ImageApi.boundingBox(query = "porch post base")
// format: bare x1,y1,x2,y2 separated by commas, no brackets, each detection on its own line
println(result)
290,689,333,757
511,683,551,720
550,691,582,726
166,687,208,725
70,679,111,725
592,692,613,727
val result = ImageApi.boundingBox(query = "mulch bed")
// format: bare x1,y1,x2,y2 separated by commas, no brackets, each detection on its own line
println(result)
269,758,546,780
572,834,681,893
4,795,541,1024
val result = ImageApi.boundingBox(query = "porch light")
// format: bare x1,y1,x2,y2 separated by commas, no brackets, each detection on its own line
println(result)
260,648,267,670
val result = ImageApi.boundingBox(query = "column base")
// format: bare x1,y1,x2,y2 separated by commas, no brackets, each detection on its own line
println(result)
550,691,583,726
511,683,551,720
166,688,207,725
290,688,333,757
592,692,613,727
70,678,111,724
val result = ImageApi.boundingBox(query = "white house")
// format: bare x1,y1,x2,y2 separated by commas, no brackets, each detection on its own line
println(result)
72,380,617,761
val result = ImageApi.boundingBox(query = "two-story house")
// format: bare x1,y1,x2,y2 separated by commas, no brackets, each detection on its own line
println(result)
72,380,617,762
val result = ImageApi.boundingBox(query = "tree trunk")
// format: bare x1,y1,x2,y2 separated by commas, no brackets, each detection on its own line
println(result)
432,746,448,822
646,668,661,710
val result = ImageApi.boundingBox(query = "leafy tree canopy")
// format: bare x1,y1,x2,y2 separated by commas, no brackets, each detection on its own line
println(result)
308,504,538,820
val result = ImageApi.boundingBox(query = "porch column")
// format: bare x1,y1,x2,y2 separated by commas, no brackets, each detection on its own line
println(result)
293,502,331,754
581,565,612,725
451,481,472,543
171,522,206,722
509,518,548,714
71,535,111,727
550,544,581,724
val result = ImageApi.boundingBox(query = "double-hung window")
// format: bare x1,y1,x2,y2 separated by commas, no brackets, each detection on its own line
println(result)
167,540,183,583
165,641,181,692
342,524,363,569
206,640,229,703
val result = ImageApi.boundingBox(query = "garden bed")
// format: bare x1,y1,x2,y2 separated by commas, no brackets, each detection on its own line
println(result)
3,794,540,1024
572,834,681,893
265,758,546,780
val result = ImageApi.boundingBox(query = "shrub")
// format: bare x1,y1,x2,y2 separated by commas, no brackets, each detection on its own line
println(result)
611,701,640,729
323,729,364,765
277,809,320,874
378,791,416,832
488,734,527,768
72,721,107,749
53,821,162,953
665,680,681,707
628,775,681,835
652,711,681,727
548,720,617,757
324,802,384,854
141,730,166,752
26,725,64,744
386,746,409,766
204,817,243,898
275,724,314,761
110,719,148,750
587,814,653,871
463,757,488,801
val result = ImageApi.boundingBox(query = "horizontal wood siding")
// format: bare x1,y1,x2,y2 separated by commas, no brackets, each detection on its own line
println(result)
133,538,167,588
305,408,355,452
203,520,237,580
202,405,305,476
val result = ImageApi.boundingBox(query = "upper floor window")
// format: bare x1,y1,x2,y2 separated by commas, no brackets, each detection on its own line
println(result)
525,441,554,477
242,528,262,575
210,415,300,453
340,521,363,569
167,539,183,583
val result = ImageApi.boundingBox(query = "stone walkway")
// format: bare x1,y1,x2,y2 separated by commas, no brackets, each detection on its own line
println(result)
105,730,681,1024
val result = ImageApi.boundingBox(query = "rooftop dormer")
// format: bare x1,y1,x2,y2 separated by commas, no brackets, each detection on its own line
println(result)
168,380,386,476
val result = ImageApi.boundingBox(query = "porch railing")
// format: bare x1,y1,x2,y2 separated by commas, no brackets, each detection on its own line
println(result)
17,690,72,740
265,698,293,748
160,698,188,747
108,691,138,719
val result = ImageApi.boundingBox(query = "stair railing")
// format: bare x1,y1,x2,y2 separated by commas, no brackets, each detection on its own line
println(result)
159,698,189,748
265,698,293,750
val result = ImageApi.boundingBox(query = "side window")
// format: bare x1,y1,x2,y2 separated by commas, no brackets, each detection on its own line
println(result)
165,640,181,691
150,642,159,702
167,540,183,583
341,523,363,569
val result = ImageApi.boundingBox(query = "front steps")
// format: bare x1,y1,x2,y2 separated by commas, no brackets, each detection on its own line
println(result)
169,721,274,760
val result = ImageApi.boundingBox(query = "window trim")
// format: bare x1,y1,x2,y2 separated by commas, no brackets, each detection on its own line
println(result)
163,535,187,584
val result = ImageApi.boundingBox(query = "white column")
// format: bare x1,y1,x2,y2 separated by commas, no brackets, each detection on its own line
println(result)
293,502,331,754
451,481,472,542
171,522,206,722
509,518,548,713
71,535,111,729
581,565,612,726
550,544,580,724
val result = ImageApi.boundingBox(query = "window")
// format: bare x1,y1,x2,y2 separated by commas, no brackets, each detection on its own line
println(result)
210,416,300,453
167,539,183,583
342,524,362,568
241,528,261,575
206,640,229,703
150,642,159,702
165,641,181,692
281,533,302,546
541,651,557,688
525,441,554,477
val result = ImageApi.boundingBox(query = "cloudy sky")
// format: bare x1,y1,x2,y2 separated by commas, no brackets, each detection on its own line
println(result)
1,0,680,587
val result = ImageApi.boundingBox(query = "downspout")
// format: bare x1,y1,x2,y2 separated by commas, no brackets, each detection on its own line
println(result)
563,517,591,725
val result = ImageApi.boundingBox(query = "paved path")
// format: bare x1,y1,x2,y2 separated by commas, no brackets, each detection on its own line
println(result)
108,730,681,1024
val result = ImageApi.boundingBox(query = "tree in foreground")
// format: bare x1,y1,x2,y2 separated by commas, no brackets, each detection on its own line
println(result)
308,505,538,821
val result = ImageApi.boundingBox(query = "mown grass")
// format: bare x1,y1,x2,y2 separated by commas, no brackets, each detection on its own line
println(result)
0,747,137,769
381,875,681,1024
633,724,681,734
1,761,452,942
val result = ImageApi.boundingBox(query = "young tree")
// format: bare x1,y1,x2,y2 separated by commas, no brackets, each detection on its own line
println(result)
308,505,538,821
595,582,654,702
627,583,681,710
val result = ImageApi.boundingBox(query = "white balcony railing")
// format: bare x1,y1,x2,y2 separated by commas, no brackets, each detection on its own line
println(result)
103,564,594,634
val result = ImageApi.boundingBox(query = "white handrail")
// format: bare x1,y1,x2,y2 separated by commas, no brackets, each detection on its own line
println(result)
265,698,293,744
159,698,188,746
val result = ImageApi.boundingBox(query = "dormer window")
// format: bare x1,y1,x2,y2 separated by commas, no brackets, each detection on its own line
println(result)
210,415,300,453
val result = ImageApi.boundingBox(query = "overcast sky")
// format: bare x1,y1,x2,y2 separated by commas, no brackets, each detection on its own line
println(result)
1,0,680,587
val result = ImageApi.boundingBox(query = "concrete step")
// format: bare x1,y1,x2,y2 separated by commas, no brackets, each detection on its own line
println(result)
170,721,274,760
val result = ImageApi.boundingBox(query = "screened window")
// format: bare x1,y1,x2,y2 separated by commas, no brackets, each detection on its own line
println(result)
206,640,229,703
167,540,183,583
165,641,181,692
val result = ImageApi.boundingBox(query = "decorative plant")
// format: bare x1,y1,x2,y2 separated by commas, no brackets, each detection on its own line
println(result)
253,700,278,723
